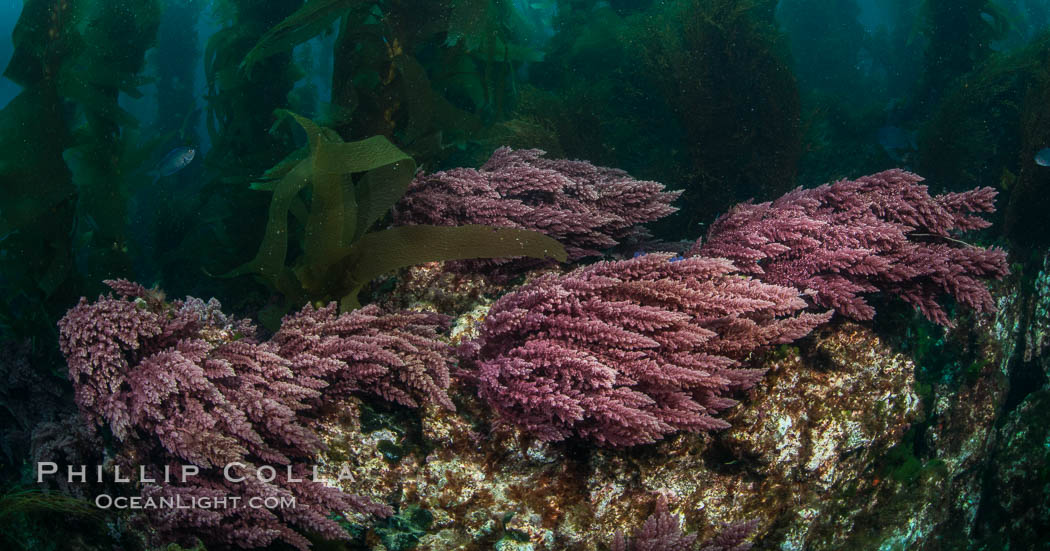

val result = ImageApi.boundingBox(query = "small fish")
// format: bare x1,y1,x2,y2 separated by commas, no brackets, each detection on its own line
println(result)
154,146,196,178
877,126,917,161
1035,147,1050,167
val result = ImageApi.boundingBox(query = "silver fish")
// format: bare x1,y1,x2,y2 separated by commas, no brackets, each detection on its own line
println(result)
877,126,917,162
155,146,196,177
1035,147,1050,167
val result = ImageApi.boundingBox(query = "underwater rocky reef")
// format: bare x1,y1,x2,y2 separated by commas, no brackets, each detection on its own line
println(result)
2,1,1050,550
40,158,1030,550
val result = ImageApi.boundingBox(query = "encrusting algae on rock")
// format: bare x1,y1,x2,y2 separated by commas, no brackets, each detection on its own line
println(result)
6,1,1050,549
48,155,1013,549
314,320,921,550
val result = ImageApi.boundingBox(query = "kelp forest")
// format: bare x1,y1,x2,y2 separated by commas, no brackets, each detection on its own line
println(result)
1,0,1049,550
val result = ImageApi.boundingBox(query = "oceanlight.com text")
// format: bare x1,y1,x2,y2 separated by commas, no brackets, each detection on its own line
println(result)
94,494,297,510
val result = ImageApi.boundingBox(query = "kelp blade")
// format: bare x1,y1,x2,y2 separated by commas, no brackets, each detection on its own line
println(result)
334,224,568,309
249,146,310,191
222,111,415,301
353,158,415,238
241,0,363,76
304,132,413,271
219,158,313,287
278,109,326,152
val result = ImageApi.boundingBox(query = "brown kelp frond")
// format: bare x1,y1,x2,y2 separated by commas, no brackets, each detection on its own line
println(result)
225,112,566,318
240,0,371,78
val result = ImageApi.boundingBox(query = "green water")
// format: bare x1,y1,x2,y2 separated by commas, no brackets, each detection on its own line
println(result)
1,1,1049,550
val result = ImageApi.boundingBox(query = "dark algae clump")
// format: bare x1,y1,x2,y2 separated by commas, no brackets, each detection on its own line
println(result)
1,0,1050,550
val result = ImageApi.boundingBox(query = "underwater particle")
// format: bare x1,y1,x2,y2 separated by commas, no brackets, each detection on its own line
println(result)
1034,147,1050,167
153,146,196,177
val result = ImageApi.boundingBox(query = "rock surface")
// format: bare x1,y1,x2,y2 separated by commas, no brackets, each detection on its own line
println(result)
319,318,923,550
317,253,1050,551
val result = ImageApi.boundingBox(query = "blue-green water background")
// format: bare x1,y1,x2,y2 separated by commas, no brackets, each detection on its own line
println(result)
1,1,1050,549
3,0,1049,307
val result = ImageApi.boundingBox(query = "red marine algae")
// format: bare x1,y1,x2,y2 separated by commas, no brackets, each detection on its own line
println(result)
694,169,1008,326
57,281,457,550
461,253,830,446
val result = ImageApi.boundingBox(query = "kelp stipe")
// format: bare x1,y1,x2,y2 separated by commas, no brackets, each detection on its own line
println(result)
0,0,163,336
236,0,538,166
919,35,1050,250
224,111,566,319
